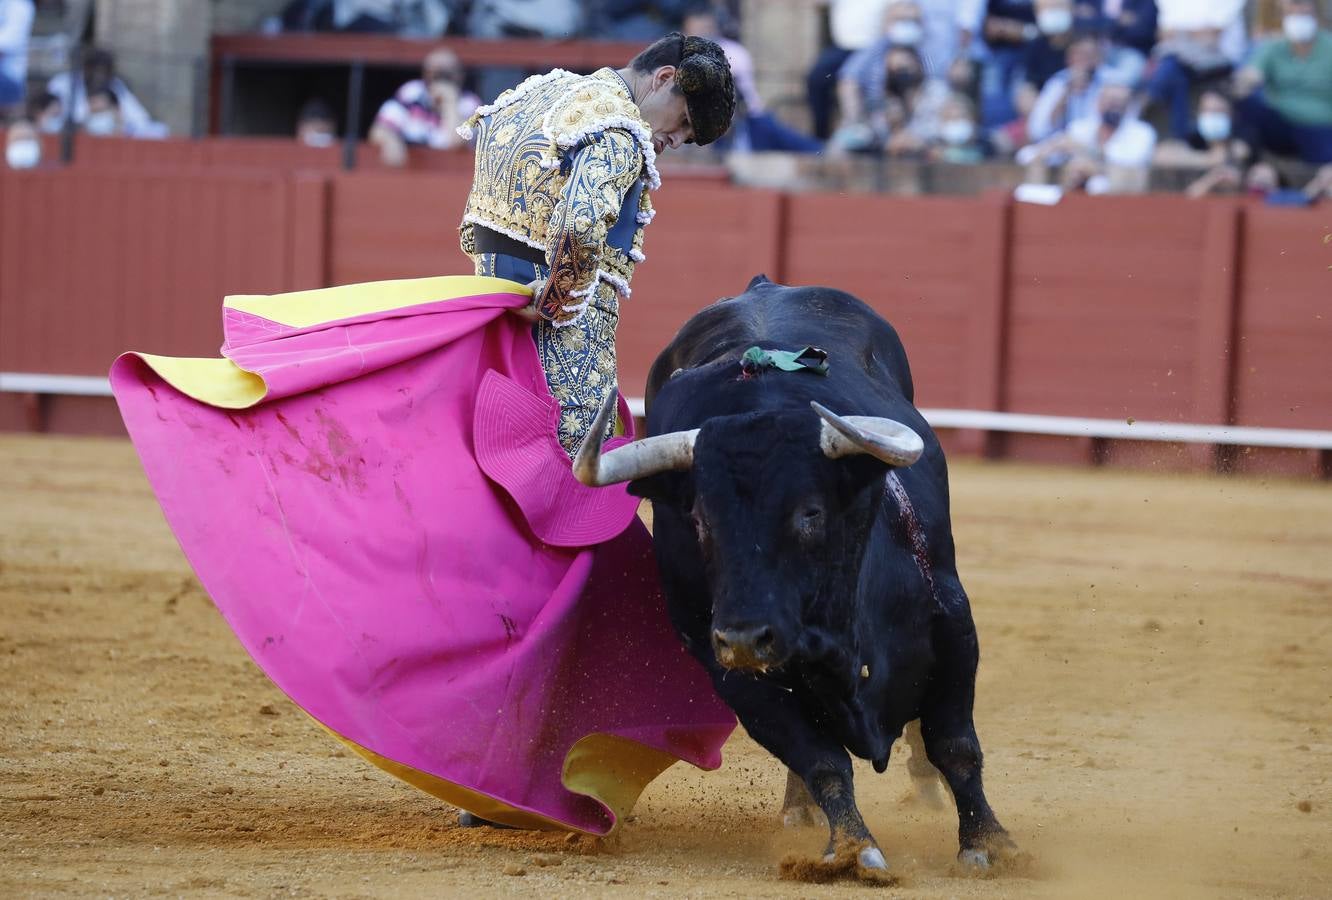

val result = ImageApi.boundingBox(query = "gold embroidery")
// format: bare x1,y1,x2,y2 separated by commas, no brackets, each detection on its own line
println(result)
460,68,654,324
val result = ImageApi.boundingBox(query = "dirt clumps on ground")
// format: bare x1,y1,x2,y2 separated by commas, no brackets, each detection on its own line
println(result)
2,435,1331,898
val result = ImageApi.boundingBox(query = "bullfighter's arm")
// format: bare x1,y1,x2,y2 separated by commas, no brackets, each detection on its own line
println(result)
533,129,642,325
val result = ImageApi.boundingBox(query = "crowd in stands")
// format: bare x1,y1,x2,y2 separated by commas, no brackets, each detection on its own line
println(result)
3,0,1331,203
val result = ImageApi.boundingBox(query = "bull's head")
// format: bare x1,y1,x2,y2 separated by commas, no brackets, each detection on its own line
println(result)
574,393,923,673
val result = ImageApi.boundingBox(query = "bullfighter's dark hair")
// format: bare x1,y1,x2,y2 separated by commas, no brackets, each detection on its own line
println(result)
628,32,736,146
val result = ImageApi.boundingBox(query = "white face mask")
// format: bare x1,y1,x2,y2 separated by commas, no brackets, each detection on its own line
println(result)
1037,8,1074,35
1283,14,1318,43
301,130,336,148
940,119,976,145
6,139,41,169
85,111,119,136
1197,111,1231,143
888,20,924,47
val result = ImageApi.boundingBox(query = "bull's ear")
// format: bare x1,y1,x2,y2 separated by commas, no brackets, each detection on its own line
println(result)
627,471,692,508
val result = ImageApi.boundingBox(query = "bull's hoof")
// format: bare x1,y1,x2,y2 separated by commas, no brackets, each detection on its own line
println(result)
957,847,991,870
957,831,1024,875
786,843,894,885
858,847,888,870
782,804,828,828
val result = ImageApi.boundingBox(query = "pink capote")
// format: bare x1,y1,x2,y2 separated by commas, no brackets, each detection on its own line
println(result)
110,283,735,834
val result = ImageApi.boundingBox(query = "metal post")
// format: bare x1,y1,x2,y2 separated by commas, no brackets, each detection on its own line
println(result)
343,60,366,171
191,56,206,139
59,45,81,165
220,56,236,136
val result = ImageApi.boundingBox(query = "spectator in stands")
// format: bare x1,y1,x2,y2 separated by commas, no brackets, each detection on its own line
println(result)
4,114,40,169
1141,0,1247,140
928,92,992,162
279,0,452,36
1026,32,1104,142
844,0,982,79
369,47,479,166
1020,0,1105,92
29,90,62,134
1098,0,1158,87
977,0,1036,126
1155,88,1252,167
807,0,891,140
295,97,338,147
833,44,949,155
1216,158,1331,205
683,3,821,154
1017,81,1154,191
1059,82,1156,192
1232,0,1332,165
47,47,166,138
982,0,1098,133
0,0,34,119
585,0,687,41
83,88,123,137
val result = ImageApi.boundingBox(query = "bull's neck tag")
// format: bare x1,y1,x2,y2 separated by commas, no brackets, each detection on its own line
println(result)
738,346,829,380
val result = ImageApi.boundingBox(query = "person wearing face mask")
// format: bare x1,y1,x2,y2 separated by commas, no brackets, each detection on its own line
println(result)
843,0,981,80
294,97,337,148
930,93,992,162
834,44,951,154
1233,0,1332,165
29,91,63,135
1059,81,1156,192
1141,0,1247,140
82,89,123,138
1026,32,1105,142
4,115,41,169
368,47,480,167
46,47,166,138
1019,0,1105,93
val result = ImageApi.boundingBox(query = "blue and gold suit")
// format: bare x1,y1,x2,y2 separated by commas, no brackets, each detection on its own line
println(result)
458,68,659,454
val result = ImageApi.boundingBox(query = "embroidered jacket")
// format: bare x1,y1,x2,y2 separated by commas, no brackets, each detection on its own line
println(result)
457,68,658,326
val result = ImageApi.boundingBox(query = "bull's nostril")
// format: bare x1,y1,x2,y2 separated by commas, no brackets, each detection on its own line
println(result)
754,627,775,650
712,629,730,649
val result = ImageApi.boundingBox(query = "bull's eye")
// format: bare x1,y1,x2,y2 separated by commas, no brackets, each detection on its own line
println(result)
794,505,825,542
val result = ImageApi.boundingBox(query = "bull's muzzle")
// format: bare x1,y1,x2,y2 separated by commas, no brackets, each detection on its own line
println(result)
712,624,783,672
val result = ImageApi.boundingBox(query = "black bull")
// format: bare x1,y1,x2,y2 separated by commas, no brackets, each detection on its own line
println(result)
575,276,1015,873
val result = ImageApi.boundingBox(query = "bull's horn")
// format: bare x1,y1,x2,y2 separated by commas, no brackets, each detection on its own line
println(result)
573,391,698,487
812,401,924,468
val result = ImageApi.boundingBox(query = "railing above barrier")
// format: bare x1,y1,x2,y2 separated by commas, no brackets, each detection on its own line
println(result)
0,165,1327,476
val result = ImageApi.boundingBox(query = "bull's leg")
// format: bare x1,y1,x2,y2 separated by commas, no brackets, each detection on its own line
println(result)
781,768,827,828
902,719,946,808
710,675,886,873
919,582,1015,869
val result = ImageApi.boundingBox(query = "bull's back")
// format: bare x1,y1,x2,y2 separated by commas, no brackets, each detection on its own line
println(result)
644,279,915,408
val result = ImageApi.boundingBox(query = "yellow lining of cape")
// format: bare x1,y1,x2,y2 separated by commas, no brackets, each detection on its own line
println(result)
224,275,531,329
131,354,269,410
128,275,532,410
318,722,680,835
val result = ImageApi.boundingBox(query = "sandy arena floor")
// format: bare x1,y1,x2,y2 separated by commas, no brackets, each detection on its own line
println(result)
1,434,1329,898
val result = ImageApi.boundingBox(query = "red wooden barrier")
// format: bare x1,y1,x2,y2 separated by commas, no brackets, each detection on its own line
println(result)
617,185,783,393
2,162,1329,475
0,167,305,375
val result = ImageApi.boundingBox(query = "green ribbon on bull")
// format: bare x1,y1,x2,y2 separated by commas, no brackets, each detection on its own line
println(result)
739,345,830,377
